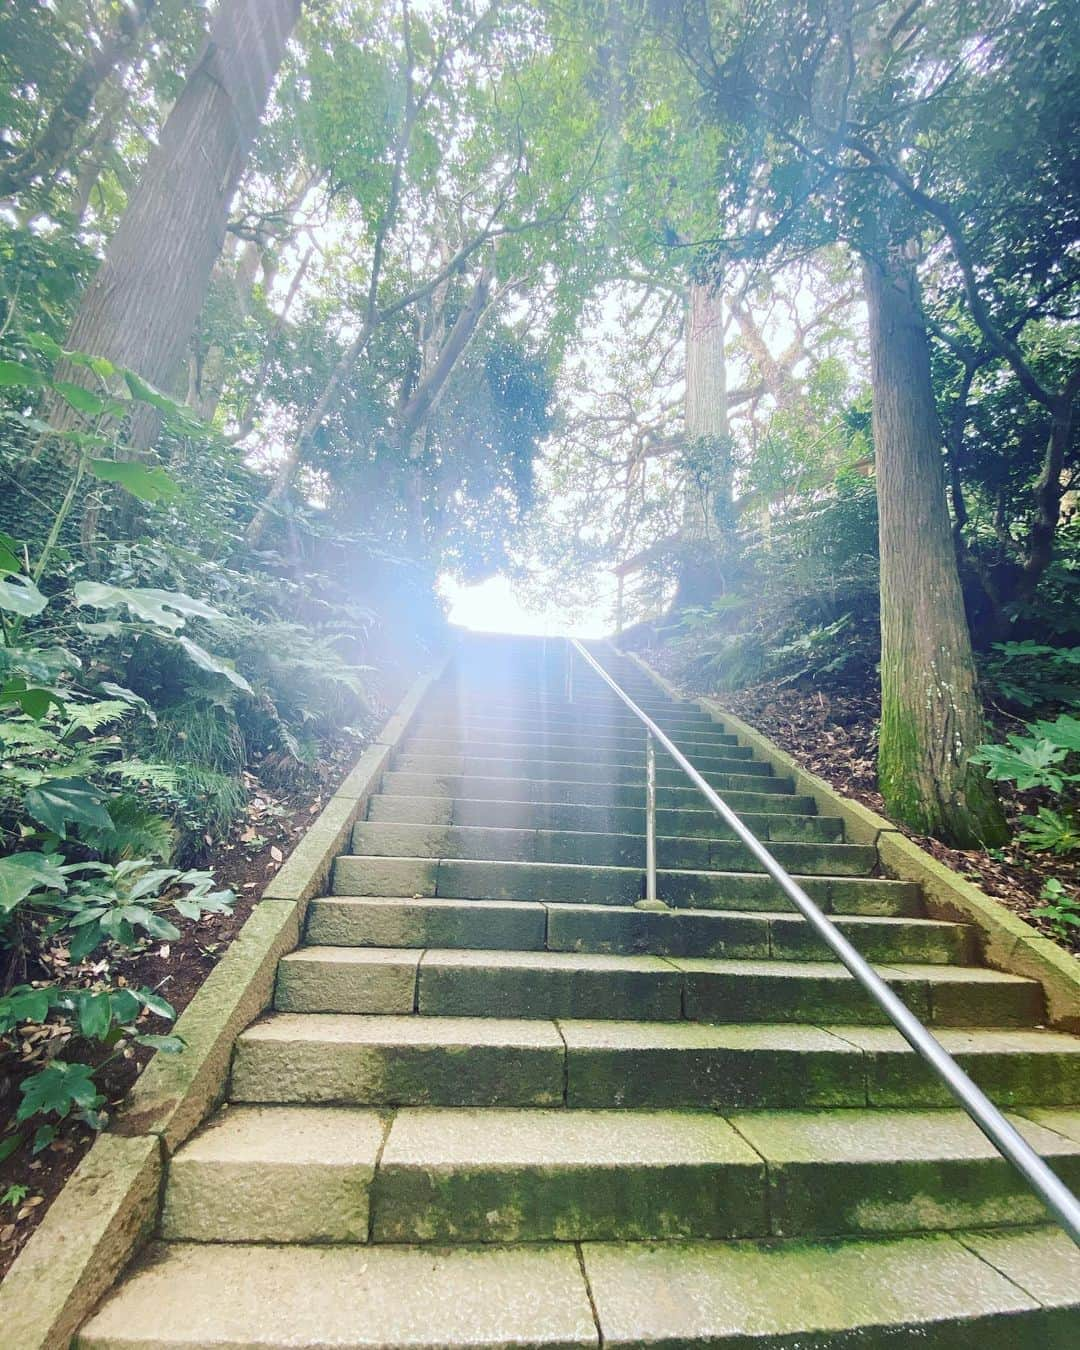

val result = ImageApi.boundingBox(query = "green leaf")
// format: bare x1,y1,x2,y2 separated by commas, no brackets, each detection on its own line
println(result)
133,989,175,1020
0,852,67,914
24,778,114,839
68,920,103,961
1032,715,1080,754
0,677,64,720
176,636,253,692
0,538,22,573
16,1061,102,1122
52,381,122,419
0,573,47,617
134,1034,185,1053
98,682,156,724
122,370,202,431
109,988,142,1024
0,360,48,389
59,348,117,380
0,1134,23,1164
87,459,182,505
73,581,225,632
0,985,54,1031
32,1124,57,1154
76,992,114,1040
23,332,63,361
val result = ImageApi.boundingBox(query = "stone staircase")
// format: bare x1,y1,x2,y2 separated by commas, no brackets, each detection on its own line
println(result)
79,633,1080,1347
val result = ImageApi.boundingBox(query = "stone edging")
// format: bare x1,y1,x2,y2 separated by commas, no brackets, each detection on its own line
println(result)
0,653,451,1349
616,645,1080,1033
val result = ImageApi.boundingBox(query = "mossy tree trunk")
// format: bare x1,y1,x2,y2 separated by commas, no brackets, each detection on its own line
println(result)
864,249,1007,847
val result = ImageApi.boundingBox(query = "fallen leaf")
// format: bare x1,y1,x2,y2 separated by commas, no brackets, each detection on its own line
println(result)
270,845,283,862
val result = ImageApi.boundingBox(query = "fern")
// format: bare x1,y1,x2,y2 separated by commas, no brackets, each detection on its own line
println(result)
79,795,176,862
112,760,184,792
62,700,132,735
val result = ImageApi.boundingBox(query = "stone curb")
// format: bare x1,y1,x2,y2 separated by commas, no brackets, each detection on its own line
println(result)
0,653,450,1346
616,645,1080,1030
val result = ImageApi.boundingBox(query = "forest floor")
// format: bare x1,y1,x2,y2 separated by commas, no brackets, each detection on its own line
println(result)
0,729,371,1281
640,647,1080,960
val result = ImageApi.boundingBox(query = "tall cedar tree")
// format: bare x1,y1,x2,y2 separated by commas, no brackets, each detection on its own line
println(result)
866,250,1007,844
51,0,303,446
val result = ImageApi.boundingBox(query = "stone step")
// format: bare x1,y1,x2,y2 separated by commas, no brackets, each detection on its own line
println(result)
229,1014,1080,1109
392,751,776,783
379,771,812,813
423,690,704,715
306,895,973,964
367,794,841,842
273,947,1043,1026
404,732,755,762
730,1106,1080,1238
77,1240,598,1349
159,1104,1080,1247
420,702,719,732
161,1105,384,1244
348,820,876,875
410,719,742,751
371,1106,764,1242
331,855,925,916
75,1227,1080,1348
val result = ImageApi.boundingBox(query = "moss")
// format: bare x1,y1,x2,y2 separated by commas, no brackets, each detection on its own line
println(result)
879,686,1008,850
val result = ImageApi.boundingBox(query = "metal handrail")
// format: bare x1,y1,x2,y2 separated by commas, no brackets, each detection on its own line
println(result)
566,637,1080,1245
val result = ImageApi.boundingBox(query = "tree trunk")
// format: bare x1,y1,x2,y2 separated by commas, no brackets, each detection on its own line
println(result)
864,250,1007,847
395,266,494,561
676,277,729,607
0,1,156,203
51,0,302,447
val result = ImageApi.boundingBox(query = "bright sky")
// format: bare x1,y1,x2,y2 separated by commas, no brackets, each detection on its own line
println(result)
439,573,616,637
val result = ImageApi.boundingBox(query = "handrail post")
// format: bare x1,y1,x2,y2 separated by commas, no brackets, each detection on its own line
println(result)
645,730,657,905
564,639,573,704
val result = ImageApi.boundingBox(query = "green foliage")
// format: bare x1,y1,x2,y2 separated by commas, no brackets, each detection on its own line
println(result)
983,644,1080,710
971,718,1080,795
1031,879,1080,939
972,713,1080,860
970,735,1076,794
1017,808,1080,856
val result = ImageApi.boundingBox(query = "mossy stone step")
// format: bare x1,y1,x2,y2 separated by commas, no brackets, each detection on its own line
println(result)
161,1105,384,1243
732,1106,1080,1237
160,1104,1080,1247
77,1241,598,1349
273,946,1042,1025
348,820,876,875
392,751,775,783
231,1014,566,1107
562,1020,1080,1110
379,771,813,813
420,704,719,732
581,1226,1079,1347
409,721,744,752
423,691,706,715
306,895,972,964
372,1106,765,1242
331,854,924,917
308,895,550,950
403,737,756,768
367,794,843,843
75,1228,1080,1348
229,1014,1080,1110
